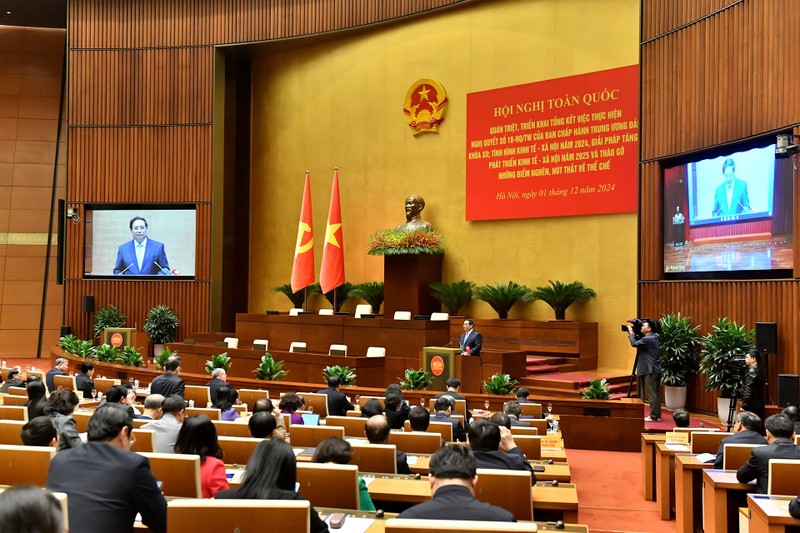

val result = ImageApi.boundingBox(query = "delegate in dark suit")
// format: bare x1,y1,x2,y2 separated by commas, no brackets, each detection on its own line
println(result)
459,329,482,356
150,371,185,398
713,430,767,469
113,239,169,275
76,373,94,400
432,411,466,442
45,367,66,394
736,438,800,493
47,441,167,533
396,450,412,475
206,377,227,404
473,448,536,484
398,485,515,521
316,384,354,416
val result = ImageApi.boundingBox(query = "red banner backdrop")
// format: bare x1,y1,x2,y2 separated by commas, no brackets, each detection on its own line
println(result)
466,65,639,221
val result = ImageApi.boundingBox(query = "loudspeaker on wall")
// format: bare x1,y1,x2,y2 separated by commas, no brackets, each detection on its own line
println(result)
778,374,799,407
82,295,95,313
755,322,777,354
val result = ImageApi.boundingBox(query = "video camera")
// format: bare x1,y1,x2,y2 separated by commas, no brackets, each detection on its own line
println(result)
621,317,660,337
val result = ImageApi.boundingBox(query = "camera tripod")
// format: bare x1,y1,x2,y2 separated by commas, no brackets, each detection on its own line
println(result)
725,387,739,432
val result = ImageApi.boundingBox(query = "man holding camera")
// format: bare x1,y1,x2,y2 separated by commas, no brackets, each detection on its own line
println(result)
627,320,662,422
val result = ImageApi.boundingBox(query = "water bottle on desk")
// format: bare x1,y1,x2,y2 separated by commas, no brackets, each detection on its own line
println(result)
188,399,195,408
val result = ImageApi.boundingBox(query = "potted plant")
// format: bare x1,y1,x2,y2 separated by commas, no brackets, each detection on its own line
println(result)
59,335,94,358
348,282,384,314
526,280,596,320
659,313,702,409
398,368,434,390
474,281,530,319
272,283,307,309
118,346,145,367
482,373,519,395
253,353,289,381
93,344,120,364
205,352,232,374
154,346,176,370
700,317,755,424
367,228,445,256
92,305,126,339
322,365,356,386
581,378,611,399
143,305,180,357
429,280,474,315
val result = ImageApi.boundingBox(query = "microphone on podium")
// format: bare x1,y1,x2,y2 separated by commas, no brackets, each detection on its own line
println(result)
116,263,133,275
154,261,173,276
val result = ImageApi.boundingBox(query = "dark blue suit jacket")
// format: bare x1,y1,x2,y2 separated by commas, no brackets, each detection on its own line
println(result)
459,330,482,356
114,239,169,275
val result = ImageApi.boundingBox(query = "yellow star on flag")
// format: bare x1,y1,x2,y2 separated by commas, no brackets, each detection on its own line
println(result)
325,223,342,248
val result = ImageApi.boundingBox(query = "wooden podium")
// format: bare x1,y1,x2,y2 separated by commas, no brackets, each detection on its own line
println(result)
422,346,483,393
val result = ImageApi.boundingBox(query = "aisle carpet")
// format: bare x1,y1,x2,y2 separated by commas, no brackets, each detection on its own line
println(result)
565,449,676,533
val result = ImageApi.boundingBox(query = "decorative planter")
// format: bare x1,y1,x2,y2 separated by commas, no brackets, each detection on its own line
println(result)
663,385,687,410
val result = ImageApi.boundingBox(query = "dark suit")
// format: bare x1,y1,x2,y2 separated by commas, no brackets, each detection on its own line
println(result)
713,430,767,469
46,368,66,393
741,364,765,421
790,496,800,519
459,329,482,356
46,441,167,533
508,416,531,427
385,406,408,430
0,378,23,393
398,484,515,521
76,373,94,400
216,487,329,533
712,178,750,217
432,411,466,442
113,239,169,275
315,387,354,416
473,447,536,484
433,391,473,424
150,371,185,398
396,450,412,475
737,438,800,493
206,378,229,404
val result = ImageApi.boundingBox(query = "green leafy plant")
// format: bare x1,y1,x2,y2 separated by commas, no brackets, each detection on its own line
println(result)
348,282,385,314
659,313,702,386
482,373,519,395
700,317,755,396
581,378,611,399
59,335,94,358
398,368,434,390
474,281,530,319
92,305,126,339
143,305,180,344
154,346,176,371
429,280,475,315
526,280,597,320
367,228,445,255
118,346,145,367
205,352,232,374
322,365,357,386
253,353,289,381
272,283,307,309
311,282,353,313
93,344,121,363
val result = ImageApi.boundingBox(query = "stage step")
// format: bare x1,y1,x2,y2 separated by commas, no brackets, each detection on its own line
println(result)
517,371,636,399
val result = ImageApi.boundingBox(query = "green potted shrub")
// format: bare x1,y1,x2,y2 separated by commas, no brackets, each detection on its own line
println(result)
429,280,474,315
118,346,145,367
482,373,519,395
93,344,120,364
143,305,180,357
398,368,434,390
700,317,754,424
205,352,232,374
659,313,702,409
526,280,596,320
348,282,384,314
474,281,530,319
581,378,611,399
322,365,356,386
272,283,307,309
59,335,94,358
253,353,289,381
92,305,126,339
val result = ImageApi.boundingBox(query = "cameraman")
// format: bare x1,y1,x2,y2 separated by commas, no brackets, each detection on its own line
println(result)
627,320,662,422
741,349,765,422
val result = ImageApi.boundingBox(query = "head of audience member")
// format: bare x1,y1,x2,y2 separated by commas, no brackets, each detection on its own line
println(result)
782,405,800,422
252,398,274,414
445,377,461,392
88,404,135,449
105,385,131,406
672,408,690,428
249,412,278,439
211,367,227,383
122,382,137,404
764,414,795,442
174,414,223,462
212,385,238,412
468,419,501,452
27,379,47,404
79,361,94,377
503,400,523,419
0,485,63,533
427,444,478,494
44,389,79,417
164,356,182,375
25,374,40,387
488,412,511,430
365,415,391,444
279,393,304,414
408,406,430,432
236,439,297,498
384,392,403,413
735,411,762,433
21,416,58,447
361,399,383,418
311,437,353,465
434,397,454,415
53,358,68,374
161,395,187,422
327,376,342,390
515,387,530,401
384,383,403,397
6,369,20,383
143,394,165,419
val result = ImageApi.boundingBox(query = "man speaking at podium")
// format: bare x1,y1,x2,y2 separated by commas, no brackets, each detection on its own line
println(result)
459,319,482,356
113,216,170,275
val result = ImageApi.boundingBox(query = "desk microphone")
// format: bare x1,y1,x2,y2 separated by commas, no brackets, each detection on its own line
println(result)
443,341,455,348
154,261,173,275
116,263,133,275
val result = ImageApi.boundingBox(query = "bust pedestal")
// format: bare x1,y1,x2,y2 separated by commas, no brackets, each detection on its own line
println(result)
383,254,443,317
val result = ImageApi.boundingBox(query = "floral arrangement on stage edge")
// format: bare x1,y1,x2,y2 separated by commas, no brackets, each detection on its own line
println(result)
367,229,444,256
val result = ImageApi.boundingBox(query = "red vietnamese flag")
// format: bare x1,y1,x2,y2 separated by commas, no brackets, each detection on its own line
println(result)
290,171,315,293
320,168,345,294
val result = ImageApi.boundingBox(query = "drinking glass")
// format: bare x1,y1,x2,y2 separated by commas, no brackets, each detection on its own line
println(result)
420,397,426,407
484,400,490,410
308,405,314,414
547,403,553,415
91,389,97,400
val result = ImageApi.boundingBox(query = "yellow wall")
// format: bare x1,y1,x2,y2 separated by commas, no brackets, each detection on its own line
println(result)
249,0,640,371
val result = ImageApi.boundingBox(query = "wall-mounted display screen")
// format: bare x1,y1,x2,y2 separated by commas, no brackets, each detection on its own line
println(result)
663,139,794,279
84,206,196,278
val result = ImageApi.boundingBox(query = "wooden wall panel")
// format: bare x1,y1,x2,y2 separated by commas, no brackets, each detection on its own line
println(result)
641,0,741,42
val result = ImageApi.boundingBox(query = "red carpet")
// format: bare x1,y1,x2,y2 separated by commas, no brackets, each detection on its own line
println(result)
642,405,723,432
540,373,604,382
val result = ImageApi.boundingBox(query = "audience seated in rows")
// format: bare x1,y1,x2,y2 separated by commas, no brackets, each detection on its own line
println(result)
105,385,138,419
142,395,186,453
246,398,286,440
316,376,354,416
21,416,58,448
469,418,535,484
311,437,376,511
175,414,228,498
408,406,430,432
672,408,690,428
26,379,47,421
713,411,765,469
432,397,466,442
503,401,530,427
45,389,81,451
140,394,165,420
75,361,94,400
249,411,278,439
0,369,24,393
149,356,185,398
366,414,411,474
433,378,472,422
0,485,63,533
213,385,240,421
736,413,800,493
280,393,305,425
45,358,68,394
215,439,329,533
47,403,167,533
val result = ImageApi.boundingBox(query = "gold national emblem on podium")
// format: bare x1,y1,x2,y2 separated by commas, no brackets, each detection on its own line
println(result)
403,78,448,135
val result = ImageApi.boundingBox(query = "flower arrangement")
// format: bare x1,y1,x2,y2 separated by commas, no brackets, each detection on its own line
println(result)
367,229,444,256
